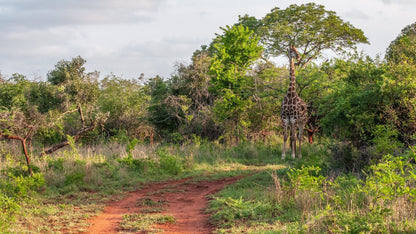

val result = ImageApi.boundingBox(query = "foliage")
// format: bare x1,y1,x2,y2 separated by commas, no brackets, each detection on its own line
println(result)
0,172,45,231
210,24,263,142
48,56,100,105
319,56,416,151
156,147,185,175
170,50,219,140
98,75,151,141
147,76,191,139
261,3,368,68
385,21,416,65
0,74,31,113
209,145,416,233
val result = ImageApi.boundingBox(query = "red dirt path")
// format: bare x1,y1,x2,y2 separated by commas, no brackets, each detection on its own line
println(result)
87,176,244,233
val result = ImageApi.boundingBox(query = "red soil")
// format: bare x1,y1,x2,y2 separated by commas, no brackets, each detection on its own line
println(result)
87,176,244,233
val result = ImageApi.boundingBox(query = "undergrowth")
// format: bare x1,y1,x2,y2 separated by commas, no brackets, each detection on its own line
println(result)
1,138,416,233
208,145,416,233
0,140,280,233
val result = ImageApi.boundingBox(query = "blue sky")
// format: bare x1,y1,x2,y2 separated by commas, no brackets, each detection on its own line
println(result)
0,0,415,79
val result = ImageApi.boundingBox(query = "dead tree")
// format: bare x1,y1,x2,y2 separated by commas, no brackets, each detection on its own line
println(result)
40,104,108,156
1,126,34,175
0,108,35,175
0,105,108,176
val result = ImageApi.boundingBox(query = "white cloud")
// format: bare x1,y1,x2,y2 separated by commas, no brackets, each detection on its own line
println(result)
1,0,416,79
342,9,369,20
0,0,164,29
380,0,416,5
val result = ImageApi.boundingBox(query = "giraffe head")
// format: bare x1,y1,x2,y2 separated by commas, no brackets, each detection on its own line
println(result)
288,46,300,60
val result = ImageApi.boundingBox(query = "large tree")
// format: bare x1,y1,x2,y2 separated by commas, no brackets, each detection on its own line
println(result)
385,21,416,65
210,25,263,142
261,3,369,68
47,56,99,105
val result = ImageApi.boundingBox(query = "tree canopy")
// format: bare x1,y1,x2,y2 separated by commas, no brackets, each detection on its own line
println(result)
385,21,416,65
261,3,369,68
1,3,415,173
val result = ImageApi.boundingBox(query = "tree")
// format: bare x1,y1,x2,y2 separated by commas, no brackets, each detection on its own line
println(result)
210,25,263,142
262,3,368,68
0,104,108,176
235,14,264,36
171,50,220,139
0,108,35,175
0,74,31,112
385,21,416,65
98,74,152,142
147,76,191,142
47,56,99,105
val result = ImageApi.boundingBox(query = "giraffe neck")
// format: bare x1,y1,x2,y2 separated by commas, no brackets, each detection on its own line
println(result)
287,56,297,97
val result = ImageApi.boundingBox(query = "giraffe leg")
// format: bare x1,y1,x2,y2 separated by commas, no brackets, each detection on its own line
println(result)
290,123,296,159
282,121,288,159
298,122,305,159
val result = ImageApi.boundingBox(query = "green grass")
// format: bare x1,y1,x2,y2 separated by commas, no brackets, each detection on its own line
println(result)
118,213,176,233
0,140,284,233
1,139,416,233
207,146,416,233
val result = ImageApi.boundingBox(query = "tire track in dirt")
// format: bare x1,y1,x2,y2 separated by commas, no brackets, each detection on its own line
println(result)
87,175,244,233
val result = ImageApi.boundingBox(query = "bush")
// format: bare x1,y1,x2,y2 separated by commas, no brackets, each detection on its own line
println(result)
156,147,184,175
0,193,20,231
0,173,45,198
117,156,147,172
0,172,45,231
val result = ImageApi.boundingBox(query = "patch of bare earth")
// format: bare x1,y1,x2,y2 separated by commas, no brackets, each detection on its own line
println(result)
87,176,244,233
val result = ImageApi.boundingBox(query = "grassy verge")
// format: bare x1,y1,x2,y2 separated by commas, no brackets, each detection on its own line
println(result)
2,138,415,233
208,144,416,233
0,140,283,233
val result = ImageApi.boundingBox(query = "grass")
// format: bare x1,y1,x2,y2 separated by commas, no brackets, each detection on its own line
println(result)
0,139,284,233
207,147,416,233
1,138,416,233
118,213,176,233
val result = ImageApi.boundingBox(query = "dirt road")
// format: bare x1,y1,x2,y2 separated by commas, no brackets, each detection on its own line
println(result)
87,176,243,233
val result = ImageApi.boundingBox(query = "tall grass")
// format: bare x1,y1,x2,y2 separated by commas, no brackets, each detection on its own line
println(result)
2,137,415,233
0,139,283,232
207,143,416,233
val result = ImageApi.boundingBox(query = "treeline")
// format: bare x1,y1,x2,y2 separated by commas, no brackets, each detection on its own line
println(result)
1,3,416,170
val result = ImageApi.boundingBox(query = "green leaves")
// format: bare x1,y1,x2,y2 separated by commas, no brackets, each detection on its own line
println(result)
210,25,263,90
262,3,368,68
209,25,263,141
385,22,416,65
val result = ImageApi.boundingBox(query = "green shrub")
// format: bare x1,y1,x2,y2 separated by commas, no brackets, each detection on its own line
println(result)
3,164,40,177
47,158,65,172
37,127,65,145
64,172,86,186
117,156,146,172
0,193,20,232
287,165,326,193
371,125,404,160
0,172,45,231
364,153,416,202
333,206,391,233
156,147,183,175
0,173,45,198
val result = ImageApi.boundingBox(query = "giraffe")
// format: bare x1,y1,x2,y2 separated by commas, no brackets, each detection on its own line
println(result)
281,46,308,159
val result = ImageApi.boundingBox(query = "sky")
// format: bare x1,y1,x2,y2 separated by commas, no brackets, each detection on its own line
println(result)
0,0,415,80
